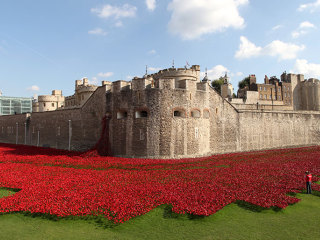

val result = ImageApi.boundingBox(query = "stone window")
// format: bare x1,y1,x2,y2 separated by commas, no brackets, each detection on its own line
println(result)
260,94,263,99
117,111,128,119
285,93,287,97
52,103,54,107
288,93,291,97
191,109,200,118
264,87,266,91
135,110,148,118
173,110,184,117
264,95,267,99
203,110,210,119
43,103,46,107
269,95,272,99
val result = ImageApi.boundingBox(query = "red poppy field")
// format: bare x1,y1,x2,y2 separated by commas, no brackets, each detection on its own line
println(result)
0,143,319,223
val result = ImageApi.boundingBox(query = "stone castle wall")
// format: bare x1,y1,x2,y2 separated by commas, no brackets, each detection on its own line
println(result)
0,85,107,151
1,66,320,158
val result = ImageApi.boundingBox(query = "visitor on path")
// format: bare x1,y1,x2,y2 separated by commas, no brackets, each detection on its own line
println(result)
305,171,312,194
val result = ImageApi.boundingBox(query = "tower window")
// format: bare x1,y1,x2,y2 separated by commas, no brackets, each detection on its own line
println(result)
203,110,210,119
117,111,128,119
174,110,183,117
135,110,148,118
191,109,200,118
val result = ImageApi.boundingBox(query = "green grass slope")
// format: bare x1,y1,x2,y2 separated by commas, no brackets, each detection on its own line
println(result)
0,192,319,240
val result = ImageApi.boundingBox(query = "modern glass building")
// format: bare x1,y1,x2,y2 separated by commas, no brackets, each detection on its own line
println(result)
0,96,33,115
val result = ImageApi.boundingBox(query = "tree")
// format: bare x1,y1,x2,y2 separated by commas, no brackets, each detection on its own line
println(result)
211,77,224,94
238,76,250,89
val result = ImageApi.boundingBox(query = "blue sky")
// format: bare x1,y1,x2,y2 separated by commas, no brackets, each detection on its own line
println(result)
1,0,320,97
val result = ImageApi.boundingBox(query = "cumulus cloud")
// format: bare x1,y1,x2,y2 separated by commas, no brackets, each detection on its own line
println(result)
235,36,262,59
200,65,229,80
300,21,316,28
27,85,40,92
298,0,320,12
88,28,107,36
167,0,248,40
91,4,137,19
146,0,156,11
293,59,320,77
291,21,316,38
97,72,114,78
235,36,305,61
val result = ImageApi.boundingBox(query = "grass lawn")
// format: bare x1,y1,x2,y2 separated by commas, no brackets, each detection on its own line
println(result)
0,190,319,240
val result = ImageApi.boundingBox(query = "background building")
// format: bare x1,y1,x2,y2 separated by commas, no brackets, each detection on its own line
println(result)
0,96,32,115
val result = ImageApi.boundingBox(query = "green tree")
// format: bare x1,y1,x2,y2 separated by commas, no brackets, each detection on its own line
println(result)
238,77,250,89
211,77,224,94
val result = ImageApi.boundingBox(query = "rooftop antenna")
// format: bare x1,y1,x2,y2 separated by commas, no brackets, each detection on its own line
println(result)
172,59,175,68
205,68,208,78
144,65,148,78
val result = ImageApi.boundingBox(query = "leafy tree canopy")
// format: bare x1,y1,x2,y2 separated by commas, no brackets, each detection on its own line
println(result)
211,77,225,94
238,77,250,89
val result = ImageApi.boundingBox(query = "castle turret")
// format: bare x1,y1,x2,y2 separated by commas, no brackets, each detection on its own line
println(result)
221,73,234,99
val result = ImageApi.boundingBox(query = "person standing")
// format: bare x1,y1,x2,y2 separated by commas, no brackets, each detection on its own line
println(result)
305,171,312,194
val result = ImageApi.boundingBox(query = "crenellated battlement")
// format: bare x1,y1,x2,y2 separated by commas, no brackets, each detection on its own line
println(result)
151,65,200,81
108,65,205,93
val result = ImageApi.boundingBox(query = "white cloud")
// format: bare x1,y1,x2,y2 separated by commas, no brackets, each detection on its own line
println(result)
264,40,305,60
148,67,161,72
27,85,40,92
88,28,107,36
291,21,316,38
272,25,283,31
148,49,157,55
91,4,137,19
146,0,156,11
167,0,248,40
235,36,262,59
97,72,114,78
293,59,320,77
299,21,316,28
235,36,305,61
298,0,320,12
291,30,306,38
89,77,98,85
201,65,229,80
236,72,244,76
